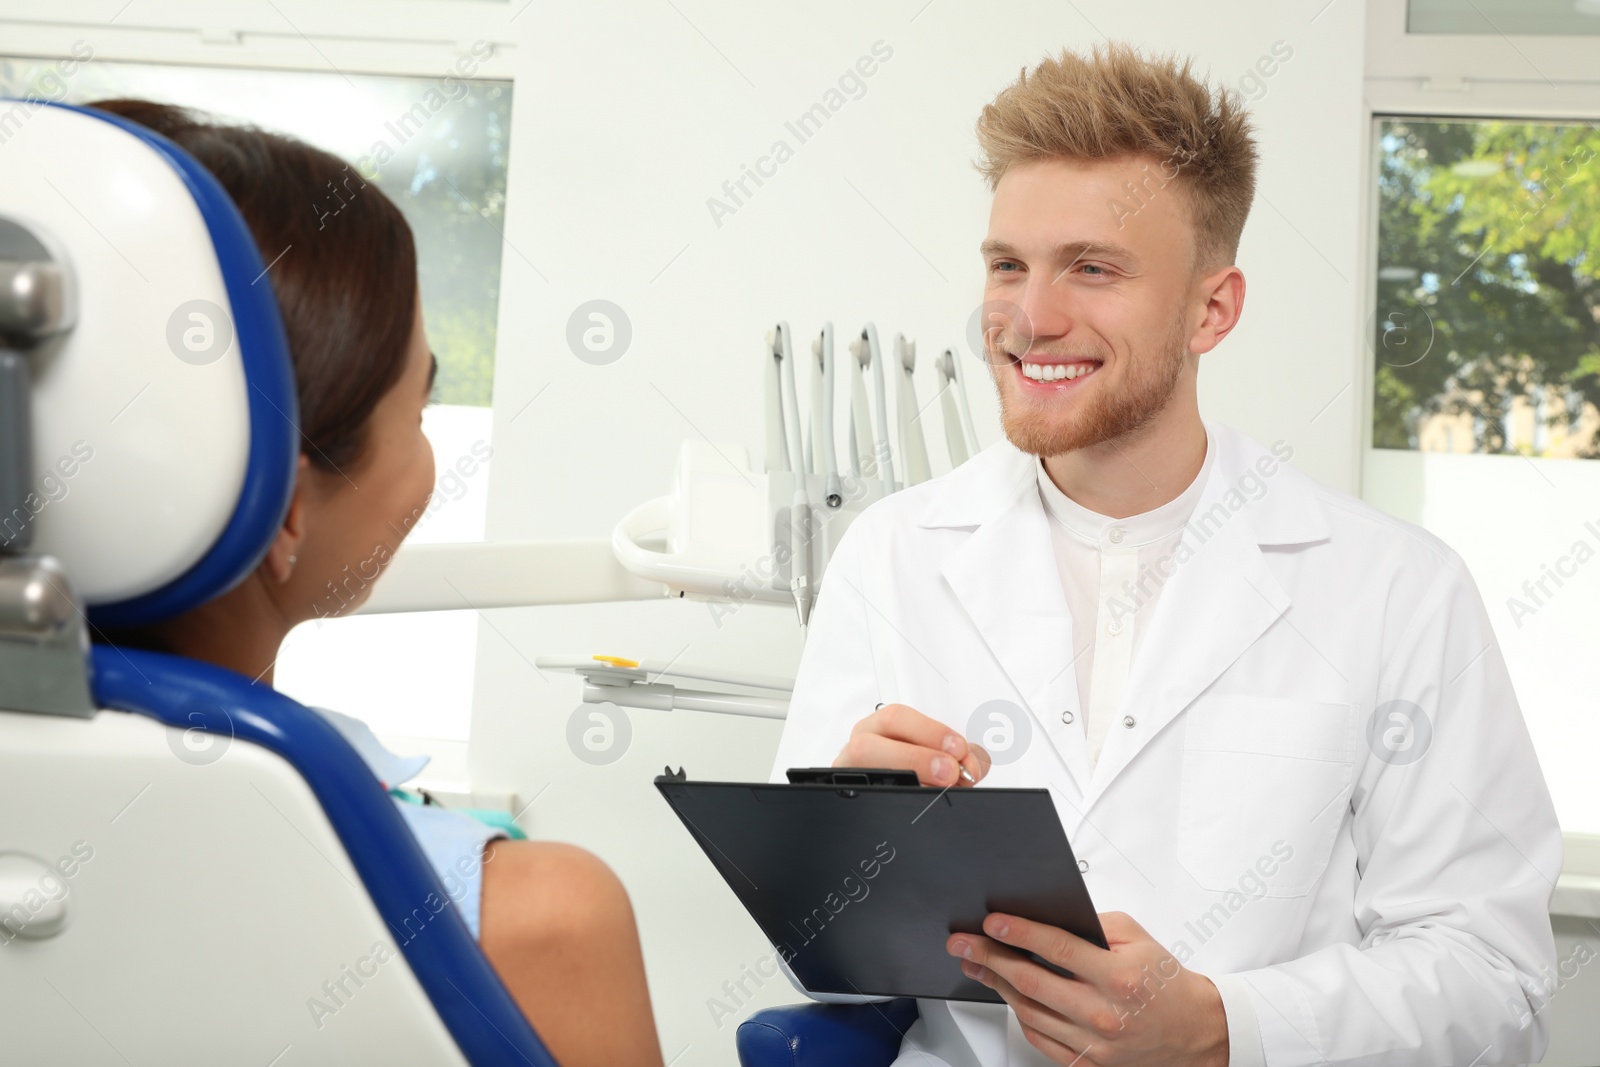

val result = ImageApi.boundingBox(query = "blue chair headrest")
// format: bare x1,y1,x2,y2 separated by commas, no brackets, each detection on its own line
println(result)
2,101,297,628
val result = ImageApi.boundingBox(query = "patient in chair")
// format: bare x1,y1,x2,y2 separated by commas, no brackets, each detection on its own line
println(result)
92,99,664,1067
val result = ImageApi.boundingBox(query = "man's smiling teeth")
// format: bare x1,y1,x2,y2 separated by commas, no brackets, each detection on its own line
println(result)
1021,360,1098,382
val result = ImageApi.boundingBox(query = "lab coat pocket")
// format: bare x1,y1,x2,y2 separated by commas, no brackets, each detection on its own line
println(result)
1176,696,1357,897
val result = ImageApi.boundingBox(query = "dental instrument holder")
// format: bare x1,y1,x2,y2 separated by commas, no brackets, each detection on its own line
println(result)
0,215,93,719
613,320,950,618
767,467,887,610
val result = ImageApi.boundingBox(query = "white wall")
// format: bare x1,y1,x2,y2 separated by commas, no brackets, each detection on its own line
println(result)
470,2,1370,1063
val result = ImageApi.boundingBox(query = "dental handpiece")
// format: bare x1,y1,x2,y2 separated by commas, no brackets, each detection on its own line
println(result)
774,323,813,627
861,324,896,494
815,325,842,508
896,334,931,486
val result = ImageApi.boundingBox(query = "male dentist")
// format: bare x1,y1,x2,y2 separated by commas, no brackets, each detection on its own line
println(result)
769,41,1562,1067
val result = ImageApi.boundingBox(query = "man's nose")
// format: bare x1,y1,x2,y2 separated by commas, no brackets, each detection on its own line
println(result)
1012,278,1074,353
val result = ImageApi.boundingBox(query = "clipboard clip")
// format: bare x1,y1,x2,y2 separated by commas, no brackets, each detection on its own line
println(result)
659,765,687,783
785,767,920,787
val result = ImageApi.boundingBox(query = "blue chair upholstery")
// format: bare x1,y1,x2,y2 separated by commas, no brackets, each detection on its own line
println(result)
737,998,918,1067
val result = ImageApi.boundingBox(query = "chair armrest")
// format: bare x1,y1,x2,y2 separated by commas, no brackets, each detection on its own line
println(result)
736,998,919,1067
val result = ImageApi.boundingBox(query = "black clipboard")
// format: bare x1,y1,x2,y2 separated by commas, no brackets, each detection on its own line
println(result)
655,767,1105,1002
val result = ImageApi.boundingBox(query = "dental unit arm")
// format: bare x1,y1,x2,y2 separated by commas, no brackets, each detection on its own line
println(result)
278,335,963,618
364,322,981,624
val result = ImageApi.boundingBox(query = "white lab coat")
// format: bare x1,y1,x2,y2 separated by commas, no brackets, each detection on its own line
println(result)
770,421,1562,1067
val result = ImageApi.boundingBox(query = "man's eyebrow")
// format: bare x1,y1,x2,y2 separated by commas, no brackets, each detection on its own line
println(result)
426,351,438,395
979,238,1141,265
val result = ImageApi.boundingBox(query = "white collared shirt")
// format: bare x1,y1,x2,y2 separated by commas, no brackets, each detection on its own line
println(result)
1035,427,1216,771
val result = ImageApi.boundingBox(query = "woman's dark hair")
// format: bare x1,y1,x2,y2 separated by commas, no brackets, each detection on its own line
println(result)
89,98,418,473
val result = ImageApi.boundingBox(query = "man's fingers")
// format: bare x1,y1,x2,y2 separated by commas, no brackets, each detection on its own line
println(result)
859,703,972,761
957,956,1104,1064
980,912,1114,987
951,933,1092,1019
835,732,967,787
838,704,987,786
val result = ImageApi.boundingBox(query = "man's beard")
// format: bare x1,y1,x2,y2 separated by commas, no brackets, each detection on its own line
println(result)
991,311,1189,457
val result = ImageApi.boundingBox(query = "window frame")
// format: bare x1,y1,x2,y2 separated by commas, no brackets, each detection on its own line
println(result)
0,2,519,79
1368,0,1600,88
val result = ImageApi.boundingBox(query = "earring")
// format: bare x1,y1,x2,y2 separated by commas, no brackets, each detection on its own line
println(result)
287,554,298,566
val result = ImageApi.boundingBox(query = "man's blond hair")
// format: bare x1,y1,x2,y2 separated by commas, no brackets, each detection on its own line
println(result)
975,41,1258,275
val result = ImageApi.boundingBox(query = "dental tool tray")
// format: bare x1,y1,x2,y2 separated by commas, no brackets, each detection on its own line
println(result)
654,767,1105,1002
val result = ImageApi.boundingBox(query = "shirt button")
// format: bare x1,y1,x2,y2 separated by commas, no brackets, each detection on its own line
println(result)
1123,715,1137,729
1108,527,1125,544
1108,620,1124,636
1077,859,1089,873
1060,710,1074,724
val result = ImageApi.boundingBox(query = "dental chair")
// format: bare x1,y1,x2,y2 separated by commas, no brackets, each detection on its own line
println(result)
0,101,556,1066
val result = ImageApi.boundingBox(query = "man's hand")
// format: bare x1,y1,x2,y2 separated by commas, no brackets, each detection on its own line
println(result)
946,911,1229,1067
834,703,991,787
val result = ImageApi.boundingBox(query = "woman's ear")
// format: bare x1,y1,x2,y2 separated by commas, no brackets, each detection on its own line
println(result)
263,454,313,585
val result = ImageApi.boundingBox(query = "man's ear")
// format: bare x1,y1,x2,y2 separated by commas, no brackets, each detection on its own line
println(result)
1189,264,1246,357
263,454,313,585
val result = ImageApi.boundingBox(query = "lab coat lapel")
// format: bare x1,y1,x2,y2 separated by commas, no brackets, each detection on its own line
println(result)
1083,448,1292,807
936,455,1090,794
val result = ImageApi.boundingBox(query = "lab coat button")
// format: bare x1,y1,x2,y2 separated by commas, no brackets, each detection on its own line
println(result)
1108,620,1124,636
1061,710,1074,724
1108,527,1125,544
1077,859,1089,873
1122,715,1136,729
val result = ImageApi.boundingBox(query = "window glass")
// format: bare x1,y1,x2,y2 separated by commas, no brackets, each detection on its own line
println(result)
1370,115,1600,834
1,56,513,414
1408,0,1600,36
1374,117,1598,459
